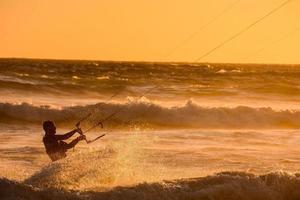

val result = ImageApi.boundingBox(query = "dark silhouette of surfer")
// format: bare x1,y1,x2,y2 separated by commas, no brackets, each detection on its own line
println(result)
42,120,86,161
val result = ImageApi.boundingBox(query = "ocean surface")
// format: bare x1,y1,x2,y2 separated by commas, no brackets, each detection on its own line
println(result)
1,58,300,200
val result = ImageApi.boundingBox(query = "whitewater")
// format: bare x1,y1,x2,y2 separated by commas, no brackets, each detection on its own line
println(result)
1,58,300,200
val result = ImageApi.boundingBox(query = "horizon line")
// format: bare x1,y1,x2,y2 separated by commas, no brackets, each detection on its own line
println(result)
0,57,299,66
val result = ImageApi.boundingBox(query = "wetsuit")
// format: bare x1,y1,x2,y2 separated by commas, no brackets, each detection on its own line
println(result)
43,130,80,161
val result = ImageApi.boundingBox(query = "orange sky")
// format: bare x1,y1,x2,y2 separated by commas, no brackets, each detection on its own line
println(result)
0,0,299,63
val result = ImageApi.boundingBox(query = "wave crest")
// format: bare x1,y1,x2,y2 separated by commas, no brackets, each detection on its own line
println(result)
1,101,300,129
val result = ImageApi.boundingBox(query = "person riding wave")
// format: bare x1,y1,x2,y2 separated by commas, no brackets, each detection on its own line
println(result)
42,120,86,161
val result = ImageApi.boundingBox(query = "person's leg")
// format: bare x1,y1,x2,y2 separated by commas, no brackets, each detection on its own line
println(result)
63,138,80,149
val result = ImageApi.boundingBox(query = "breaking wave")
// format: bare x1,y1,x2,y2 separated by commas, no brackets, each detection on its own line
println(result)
1,100,300,129
1,171,300,200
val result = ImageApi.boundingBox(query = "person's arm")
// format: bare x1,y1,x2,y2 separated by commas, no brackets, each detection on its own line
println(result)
54,129,78,141
63,135,86,149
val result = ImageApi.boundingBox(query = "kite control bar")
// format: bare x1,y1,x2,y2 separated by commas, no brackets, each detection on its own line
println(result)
86,134,106,144
75,113,105,144
80,122,105,144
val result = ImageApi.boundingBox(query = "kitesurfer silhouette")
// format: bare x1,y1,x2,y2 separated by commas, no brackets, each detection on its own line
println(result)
42,120,86,161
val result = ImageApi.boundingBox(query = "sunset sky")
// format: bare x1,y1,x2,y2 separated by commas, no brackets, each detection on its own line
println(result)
1,0,299,63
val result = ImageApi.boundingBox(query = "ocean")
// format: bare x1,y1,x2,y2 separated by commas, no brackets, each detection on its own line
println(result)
0,58,300,200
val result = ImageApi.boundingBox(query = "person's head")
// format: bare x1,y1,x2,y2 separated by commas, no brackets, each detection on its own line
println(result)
43,120,56,135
